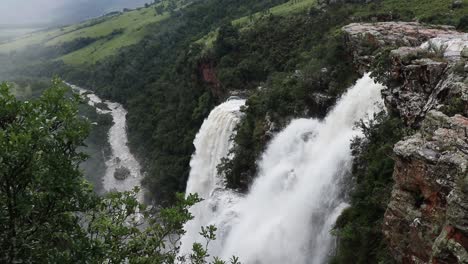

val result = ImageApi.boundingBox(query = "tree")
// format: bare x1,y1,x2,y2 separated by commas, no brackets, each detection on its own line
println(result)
0,81,239,263
167,0,177,13
155,5,165,15
214,23,240,58
0,80,94,263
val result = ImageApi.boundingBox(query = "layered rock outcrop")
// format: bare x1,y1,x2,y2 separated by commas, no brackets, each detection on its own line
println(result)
384,111,468,263
343,22,466,73
343,22,468,263
344,22,467,126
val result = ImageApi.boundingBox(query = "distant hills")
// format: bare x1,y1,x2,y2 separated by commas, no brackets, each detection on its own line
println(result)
0,0,150,28
0,0,196,65
50,0,151,26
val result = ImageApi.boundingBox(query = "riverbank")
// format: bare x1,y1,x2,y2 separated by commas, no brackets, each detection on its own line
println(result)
69,83,144,201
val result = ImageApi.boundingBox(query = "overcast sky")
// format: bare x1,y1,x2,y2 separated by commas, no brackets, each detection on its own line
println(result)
0,0,149,26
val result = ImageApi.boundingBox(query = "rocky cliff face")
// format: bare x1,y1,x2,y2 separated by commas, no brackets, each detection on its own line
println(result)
199,61,224,99
343,22,468,263
385,111,468,263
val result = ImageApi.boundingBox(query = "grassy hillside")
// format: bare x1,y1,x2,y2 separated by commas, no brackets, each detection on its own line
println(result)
196,0,317,48
3,0,302,64
0,25,81,53
352,0,468,24
233,0,316,26
196,0,468,49
0,1,181,65
2,0,467,261
58,8,169,64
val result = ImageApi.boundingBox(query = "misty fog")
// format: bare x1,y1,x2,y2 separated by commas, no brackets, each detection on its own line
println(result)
0,0,150,27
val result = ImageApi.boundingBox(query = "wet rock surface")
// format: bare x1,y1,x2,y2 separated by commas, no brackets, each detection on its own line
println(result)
114,166,131,181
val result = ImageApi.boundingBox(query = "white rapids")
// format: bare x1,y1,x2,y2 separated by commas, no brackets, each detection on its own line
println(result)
180,73,385,264
69,84,144,201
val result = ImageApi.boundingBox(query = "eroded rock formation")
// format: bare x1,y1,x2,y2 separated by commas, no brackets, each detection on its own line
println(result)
384,111,468,263
343,22,468,263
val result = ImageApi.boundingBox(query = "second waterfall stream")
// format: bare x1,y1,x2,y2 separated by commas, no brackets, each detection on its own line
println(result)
180,74,385,264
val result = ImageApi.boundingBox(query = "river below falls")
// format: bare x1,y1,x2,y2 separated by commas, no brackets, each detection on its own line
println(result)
68,83,144,201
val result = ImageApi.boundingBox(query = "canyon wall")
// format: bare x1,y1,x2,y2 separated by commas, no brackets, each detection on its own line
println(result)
344,22,468,263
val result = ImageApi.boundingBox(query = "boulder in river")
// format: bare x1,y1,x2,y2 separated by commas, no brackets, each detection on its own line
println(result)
95,102,111,111
114,166,131,180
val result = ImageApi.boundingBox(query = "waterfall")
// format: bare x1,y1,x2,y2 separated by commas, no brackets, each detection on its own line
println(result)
68,84,144,201
219,73,384,263
179,98,246,255
181,73,384,263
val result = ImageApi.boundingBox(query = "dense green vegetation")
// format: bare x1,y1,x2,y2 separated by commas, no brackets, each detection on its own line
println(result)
331,113,410,263
6,78,113,193
8,79,51,99
4,0,468,203
0,2,172,64
214,7,360,189
2,0,468,261
210,1,468,260
0,82,239,263
44,0,291,204
350,0,468,26
0,81,92,262
213,0,468,190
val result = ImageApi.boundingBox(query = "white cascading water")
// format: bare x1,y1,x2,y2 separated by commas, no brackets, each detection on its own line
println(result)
180,73,384,264
68,84,144,201
179,98,246,256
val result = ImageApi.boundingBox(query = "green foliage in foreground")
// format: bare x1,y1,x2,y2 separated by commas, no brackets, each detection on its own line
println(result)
0,82,238,263
331,112,411,264
0,81,92,262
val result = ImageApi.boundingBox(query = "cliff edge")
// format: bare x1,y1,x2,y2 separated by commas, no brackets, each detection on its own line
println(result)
343,22,468,263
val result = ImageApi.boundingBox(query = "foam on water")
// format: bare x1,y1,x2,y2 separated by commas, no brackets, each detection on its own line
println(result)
180,74,385,263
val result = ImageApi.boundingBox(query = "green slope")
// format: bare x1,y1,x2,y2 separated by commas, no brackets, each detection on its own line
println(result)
233,0,316,26
353,0,468,19
0,25,82,53
0,2,175,65
196,0,317,49
58,8,169,65
0,0,314,65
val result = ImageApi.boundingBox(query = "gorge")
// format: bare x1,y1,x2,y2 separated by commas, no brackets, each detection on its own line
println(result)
0,0,467,263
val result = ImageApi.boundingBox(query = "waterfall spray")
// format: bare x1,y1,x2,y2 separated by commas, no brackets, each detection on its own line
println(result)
219,73,384,263
179,98,246,256
181,74,384,263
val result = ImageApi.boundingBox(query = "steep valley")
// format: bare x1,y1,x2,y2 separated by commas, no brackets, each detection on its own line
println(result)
0,0,467,263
